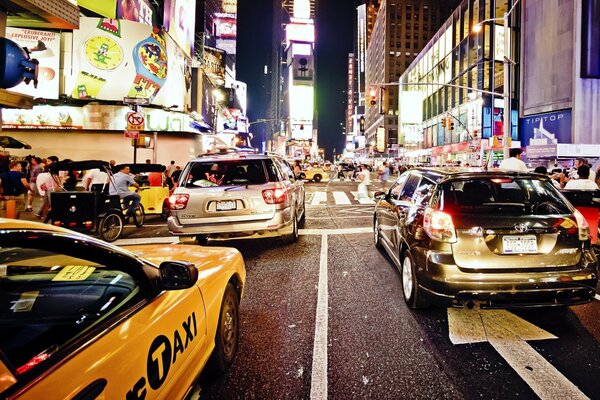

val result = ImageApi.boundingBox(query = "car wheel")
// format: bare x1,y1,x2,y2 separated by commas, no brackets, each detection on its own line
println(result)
282,213,299,244
98,212,123,242
160,200,170,221
313,174,322,183
196,235,208,245
133,204,145,228
205,283,240,377
401,251,429,309
374,217,383,249
298,200,306,227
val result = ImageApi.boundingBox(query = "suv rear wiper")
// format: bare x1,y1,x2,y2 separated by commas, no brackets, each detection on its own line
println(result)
224,184,248,191
482,202,525,207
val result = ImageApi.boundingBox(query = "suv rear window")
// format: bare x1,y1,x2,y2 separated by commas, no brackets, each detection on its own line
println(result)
184,160,267,187
439,177,572,215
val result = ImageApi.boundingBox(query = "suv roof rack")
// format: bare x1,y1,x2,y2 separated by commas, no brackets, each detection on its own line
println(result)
197,146,258,157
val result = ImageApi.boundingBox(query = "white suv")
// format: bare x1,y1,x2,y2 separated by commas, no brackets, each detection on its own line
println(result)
168,151,305,244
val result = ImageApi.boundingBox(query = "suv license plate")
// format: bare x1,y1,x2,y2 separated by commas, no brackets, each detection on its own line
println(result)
216,200,237,211
502,235,537,254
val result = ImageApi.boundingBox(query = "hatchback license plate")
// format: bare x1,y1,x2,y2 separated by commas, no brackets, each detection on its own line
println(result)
216,200,236,211
502,235,537,254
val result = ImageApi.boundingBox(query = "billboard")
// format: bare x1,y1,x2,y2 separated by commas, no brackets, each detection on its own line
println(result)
163,0,196,57
357,4,366,94
214,12,237,56
519,109,572,147
203,46,226,86
5,28,61,99
78,0,116,18
286,22,315,46
116,0,153,25
66,17,191,108
582,0,600,77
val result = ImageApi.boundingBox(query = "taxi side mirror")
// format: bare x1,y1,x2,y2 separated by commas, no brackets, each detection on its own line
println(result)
159,261,198,290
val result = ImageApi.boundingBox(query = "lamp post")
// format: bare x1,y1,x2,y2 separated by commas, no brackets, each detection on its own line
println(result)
473,0,521,160
212,89,225,135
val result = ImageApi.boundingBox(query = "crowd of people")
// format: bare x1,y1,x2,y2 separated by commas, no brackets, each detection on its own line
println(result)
0,155,183,220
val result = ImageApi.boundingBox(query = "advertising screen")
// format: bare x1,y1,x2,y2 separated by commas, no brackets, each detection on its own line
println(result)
5,28,61,99
163,0,196,57
66,17,190,109
519,109,572,146
116,0,153,25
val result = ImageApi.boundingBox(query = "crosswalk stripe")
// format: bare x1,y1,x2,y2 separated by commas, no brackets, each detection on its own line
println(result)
311,191,328,205
332,191,351,204
350,191,375,205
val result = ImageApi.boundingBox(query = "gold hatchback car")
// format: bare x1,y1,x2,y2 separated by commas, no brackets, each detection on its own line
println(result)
373,168,599,309
0,219,246,399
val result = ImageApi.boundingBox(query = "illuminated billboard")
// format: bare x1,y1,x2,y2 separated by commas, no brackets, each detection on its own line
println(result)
116,0,153,25
67,17,191,108
286,23,315,46
203,46,226,86
290,43,314,82
163,0,196,57
78,0,116,18
289,85,314,121
293,0,311,18
5,28,61,99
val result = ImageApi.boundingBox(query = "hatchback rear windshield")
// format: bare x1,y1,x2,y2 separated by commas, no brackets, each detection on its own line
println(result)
184,160,267,187
439,177,572,215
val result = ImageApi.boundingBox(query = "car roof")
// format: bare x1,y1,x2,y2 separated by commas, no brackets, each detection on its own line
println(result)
408,167,549,182
190,152,282,163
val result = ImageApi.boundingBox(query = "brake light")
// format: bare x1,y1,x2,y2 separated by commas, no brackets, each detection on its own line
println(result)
17,351,51,375
169,194,189,210
262,184,288,204
491,178,513,184
423,208,457,243
572,209,590,241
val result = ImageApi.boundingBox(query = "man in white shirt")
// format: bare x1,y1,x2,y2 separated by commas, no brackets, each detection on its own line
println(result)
498,148,528,172
564,165,599,190
82,168,108,191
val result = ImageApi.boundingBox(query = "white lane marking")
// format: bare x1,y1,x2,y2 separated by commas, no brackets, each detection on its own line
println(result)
114,237,179,246
448,308,588,399
595,294,600,302
310,234,328,400
300,227,372,235
332,191,351,205
311,191,327,205
350,191,375,205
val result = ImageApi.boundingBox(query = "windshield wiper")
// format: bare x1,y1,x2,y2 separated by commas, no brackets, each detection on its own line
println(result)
224,184,248,191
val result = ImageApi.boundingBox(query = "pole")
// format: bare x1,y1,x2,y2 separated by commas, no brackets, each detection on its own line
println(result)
502,13,511,160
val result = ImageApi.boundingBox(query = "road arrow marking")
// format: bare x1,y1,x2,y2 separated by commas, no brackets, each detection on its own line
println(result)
448,308,588,399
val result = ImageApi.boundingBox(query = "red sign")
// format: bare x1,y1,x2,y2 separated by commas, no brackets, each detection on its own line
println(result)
124,130,139,139
126,112,145,130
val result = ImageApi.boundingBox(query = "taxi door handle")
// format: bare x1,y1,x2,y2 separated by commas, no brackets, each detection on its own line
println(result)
73,379,108,400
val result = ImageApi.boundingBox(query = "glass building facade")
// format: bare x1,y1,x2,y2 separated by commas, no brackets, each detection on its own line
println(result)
399,0,520,165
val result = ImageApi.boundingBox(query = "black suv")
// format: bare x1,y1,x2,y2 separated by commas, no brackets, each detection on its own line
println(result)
373,167,598,309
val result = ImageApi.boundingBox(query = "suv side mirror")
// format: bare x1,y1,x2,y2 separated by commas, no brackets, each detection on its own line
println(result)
373,191,386,200
158,261,198,290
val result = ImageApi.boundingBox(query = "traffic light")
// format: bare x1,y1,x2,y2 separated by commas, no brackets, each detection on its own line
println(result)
369,87,377,106
449,120,454,130
441,117,447,127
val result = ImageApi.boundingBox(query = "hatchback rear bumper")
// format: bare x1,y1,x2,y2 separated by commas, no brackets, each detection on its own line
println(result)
415,248,599,308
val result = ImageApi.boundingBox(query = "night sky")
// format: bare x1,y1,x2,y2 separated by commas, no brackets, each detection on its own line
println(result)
237,0,357,161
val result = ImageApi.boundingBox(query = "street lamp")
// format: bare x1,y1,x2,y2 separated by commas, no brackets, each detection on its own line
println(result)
473,0,521,160
212,89,225,134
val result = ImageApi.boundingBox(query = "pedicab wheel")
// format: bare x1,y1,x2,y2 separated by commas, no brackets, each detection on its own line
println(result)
99,212,124,242
133,204,145,228
160,200,170,221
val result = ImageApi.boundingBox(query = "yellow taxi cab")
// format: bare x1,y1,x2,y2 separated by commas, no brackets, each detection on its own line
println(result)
298,166,329,183
0,219,246,399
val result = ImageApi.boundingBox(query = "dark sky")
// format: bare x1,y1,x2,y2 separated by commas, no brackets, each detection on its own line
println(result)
237,0,357,160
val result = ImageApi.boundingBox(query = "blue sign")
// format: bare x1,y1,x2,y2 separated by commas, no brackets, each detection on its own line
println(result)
519,109,572,147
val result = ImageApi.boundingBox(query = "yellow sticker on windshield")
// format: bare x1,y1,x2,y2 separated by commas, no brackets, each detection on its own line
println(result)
52,265,96,281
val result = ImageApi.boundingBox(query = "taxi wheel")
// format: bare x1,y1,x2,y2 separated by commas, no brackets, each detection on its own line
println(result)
133,204,145,228
313,174,322,183
99,212,123,242
206,283,239,376
401,251,429,309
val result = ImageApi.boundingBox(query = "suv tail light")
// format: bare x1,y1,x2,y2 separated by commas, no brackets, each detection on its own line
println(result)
423,207,457,243
169,194,189,210
262,184,288,204
573,209,590,241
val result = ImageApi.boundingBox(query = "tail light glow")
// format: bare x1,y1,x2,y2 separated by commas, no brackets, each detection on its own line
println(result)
572,209,590,241
169,194,190,210
262,184,288,204
423,208,457,243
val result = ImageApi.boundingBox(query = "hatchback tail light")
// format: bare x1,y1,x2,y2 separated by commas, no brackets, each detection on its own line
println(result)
572,209,590,241
169,194,189,210
262,184,288,204
423,207,457,243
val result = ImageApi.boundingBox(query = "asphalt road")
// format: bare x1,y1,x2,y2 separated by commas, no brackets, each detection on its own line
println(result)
111,180,600,399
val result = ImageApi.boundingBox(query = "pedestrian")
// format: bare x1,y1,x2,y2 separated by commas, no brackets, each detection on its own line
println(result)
498,148,528,172
82,167,108,191
357,164,371,199
377,162,390,188
26,156,43,211
293,161,302,178
166,160,176,177
109,165,141,221
36,165,57,221
0,161,31,218
563,165,599,190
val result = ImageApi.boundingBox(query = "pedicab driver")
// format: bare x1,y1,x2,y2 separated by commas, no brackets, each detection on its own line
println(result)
109,165,140,218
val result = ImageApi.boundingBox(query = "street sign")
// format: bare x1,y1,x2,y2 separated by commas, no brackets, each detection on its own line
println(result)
124,130,139,139
123,97,150,105
126,111,145,131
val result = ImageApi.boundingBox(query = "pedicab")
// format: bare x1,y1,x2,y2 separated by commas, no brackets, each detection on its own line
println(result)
116,163,170,221
48,160,144,242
